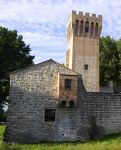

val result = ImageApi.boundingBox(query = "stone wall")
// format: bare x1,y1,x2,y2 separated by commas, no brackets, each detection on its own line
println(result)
75,56,98,92
4,60,121,143
83,92,121,135
4,60,80,143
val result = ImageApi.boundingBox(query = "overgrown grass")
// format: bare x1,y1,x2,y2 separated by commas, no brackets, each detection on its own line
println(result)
1,125,121,150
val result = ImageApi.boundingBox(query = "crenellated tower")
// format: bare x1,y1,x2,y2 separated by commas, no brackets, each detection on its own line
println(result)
65,10,102,92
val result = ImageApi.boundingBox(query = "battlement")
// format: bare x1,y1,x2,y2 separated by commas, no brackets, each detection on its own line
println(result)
66,10,102,40
72,10,102,21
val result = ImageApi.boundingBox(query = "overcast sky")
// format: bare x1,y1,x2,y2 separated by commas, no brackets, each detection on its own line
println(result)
0,0,121,64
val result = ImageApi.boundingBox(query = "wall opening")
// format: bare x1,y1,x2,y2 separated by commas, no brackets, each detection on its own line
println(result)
61,101,66,107
80,21,83,36
44,109,56,122
85,21,89,33
65,79,72,89
90,22,94,38
75,19,79,36
95,23,98,38
69,100,74,108
84,64,88,70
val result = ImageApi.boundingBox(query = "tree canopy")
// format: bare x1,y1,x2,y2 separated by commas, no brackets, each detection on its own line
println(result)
100,36,121,86
0,26,34,121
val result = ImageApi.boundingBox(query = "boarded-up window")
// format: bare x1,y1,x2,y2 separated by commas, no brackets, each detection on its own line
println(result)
44,109,56,122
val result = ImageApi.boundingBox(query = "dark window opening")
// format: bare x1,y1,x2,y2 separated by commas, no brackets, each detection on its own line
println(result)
61,101,66,107
65,79,72,89
95,23,98,38
44,109,56,122
85,27,89,33
84,64,88,70
90,22,94,38
80,21,83,36
85,21,89,33
75,20,79,36
69,100,74,108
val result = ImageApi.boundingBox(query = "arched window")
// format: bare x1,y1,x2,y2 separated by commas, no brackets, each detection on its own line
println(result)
80,21,83,36
75,20,79,36
61,101,66,107
69,100,74,108
95,23,98,38
90,22,94,38
85,21,89,33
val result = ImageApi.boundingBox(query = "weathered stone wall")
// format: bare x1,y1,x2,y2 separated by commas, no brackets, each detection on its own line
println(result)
83,92,121,135
4,60,80,143
4,60,121,143
75,56,98,92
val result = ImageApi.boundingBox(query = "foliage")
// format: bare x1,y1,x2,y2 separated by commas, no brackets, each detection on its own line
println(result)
0,27,34,121
1,126,121,150
100,36,121,86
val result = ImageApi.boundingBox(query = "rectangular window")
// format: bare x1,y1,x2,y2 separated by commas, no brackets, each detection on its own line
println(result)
44,109,56,122
84,64,88,70
65,79,72,89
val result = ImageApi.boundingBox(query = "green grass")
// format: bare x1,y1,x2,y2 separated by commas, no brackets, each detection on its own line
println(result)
1,126,121,150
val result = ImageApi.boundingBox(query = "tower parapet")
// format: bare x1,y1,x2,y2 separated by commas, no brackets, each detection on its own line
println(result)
70,10,102,38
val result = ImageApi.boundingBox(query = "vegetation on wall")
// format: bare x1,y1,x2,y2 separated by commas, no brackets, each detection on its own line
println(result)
100,36,121,86
0,26,34,122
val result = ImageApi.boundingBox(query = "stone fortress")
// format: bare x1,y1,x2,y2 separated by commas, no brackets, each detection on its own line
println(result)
4,10,121,143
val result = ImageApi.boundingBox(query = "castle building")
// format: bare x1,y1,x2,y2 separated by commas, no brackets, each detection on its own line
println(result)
4,11,121,143
65,10,102,92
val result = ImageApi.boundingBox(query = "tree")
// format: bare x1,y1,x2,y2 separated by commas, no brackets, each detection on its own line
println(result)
100,36,121,86
0,26,34,121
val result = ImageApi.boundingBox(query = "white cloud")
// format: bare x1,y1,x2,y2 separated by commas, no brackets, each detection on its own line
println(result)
1,0,121,63
21,32,66,49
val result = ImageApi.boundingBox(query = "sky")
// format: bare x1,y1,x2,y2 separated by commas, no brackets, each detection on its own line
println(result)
0,0,121,64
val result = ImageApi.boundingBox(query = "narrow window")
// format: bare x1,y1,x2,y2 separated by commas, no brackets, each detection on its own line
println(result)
80,21,83,36
85,21,89,33
75,20,79,36
95,23,98,38
90,22,94,38
84,64,88,70
69,100,74,108
61,101,66,107
44,109,56,122
65,79,72,89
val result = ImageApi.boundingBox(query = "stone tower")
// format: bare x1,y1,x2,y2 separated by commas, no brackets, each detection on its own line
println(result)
65,10,102,92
